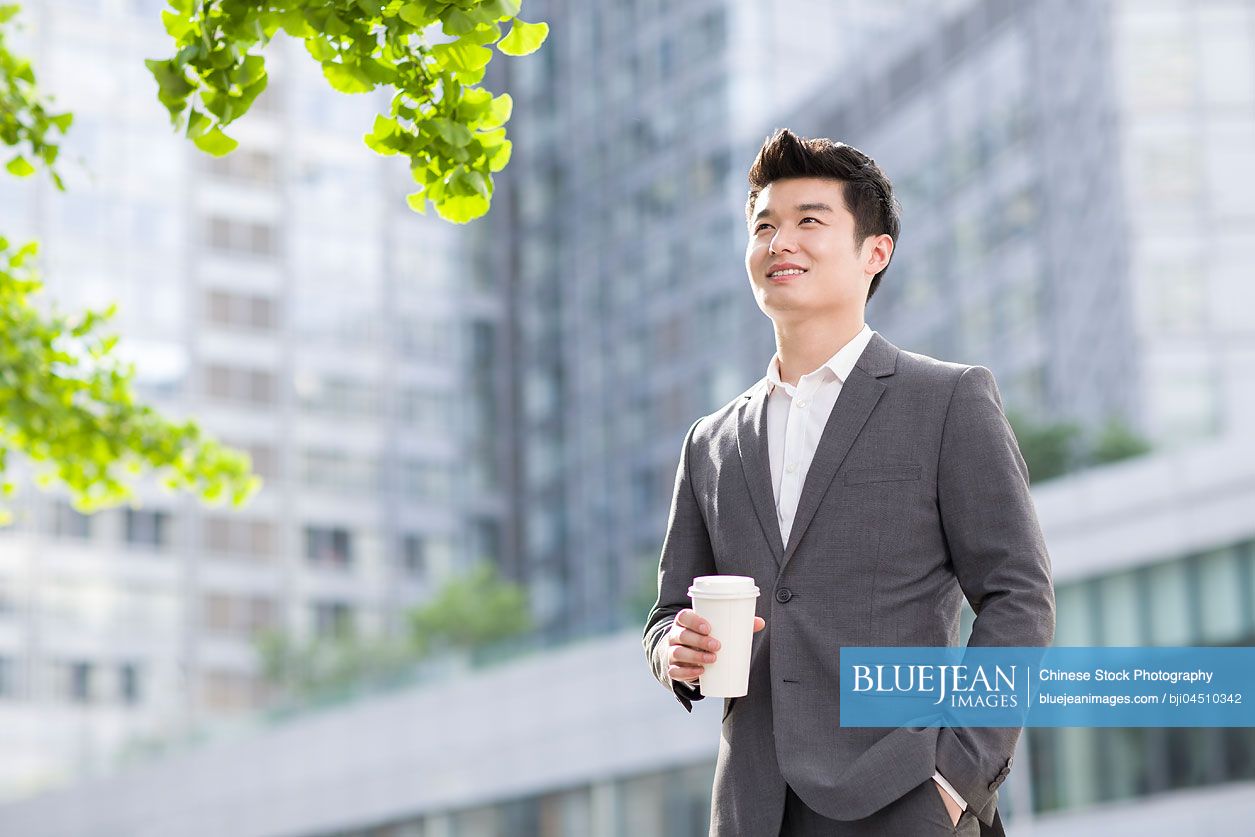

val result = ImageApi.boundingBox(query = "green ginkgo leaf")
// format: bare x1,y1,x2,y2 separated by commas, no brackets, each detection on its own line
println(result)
498,18,548,56
192,127,239,156
431,40,493,73
435,191,490,223
5,156,35,177
481,93,512,128
323,62,373,93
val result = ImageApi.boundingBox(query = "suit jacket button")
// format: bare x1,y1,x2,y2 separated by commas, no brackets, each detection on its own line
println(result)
775,588,793,603
988,781,999,792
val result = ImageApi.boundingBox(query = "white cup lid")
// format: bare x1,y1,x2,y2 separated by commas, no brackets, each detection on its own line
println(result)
688,575,760,599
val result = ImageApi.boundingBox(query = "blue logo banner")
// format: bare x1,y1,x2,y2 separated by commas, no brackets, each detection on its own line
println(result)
839,646,1255,727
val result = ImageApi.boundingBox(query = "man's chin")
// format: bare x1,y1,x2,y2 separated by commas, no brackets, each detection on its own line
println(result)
762,303,848,324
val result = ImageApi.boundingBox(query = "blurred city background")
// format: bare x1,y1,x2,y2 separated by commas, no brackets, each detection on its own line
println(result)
0,0,1253,834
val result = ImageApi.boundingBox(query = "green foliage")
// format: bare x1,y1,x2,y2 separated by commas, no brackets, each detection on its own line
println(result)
148,0,548,223
256,627,418,698
625,552,661,624
1089,416,1154,465
1007,411,1083,483
0,237,261,523
0,4,72,190
1007,410,1152,484
256,563,533,701
409,562,532,655
497,17,547,56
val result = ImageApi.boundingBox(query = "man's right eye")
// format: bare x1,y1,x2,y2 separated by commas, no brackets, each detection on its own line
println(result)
754,223,772,232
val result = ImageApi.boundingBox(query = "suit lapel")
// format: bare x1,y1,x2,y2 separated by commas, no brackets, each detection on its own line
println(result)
736,379,785,564
781,332,899,566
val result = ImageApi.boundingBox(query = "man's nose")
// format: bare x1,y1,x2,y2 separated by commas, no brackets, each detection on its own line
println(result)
769,229,797,255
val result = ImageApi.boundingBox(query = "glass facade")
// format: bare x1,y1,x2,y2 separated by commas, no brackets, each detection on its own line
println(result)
1028,539,1255,813
498,0,954,640
493,0,1255,642
316,762,715,837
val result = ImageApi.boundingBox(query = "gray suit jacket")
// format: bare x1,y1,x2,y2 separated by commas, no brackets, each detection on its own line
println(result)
644,332,1055,835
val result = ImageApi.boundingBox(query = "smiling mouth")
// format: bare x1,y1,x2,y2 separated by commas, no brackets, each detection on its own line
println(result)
767,269,807,280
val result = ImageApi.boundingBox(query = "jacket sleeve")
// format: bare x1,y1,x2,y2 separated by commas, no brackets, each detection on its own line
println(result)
934,366,1056,824
643,417,718,712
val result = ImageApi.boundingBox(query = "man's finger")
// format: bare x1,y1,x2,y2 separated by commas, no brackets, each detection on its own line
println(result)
753,617,766,632
669,644,716,665
669,664,704,682
676,609,709,634
669,628,719,652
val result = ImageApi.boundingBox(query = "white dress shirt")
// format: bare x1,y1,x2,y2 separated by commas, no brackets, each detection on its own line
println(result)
764,323,968,813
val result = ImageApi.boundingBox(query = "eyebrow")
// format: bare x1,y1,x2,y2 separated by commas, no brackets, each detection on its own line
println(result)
752,202,835,224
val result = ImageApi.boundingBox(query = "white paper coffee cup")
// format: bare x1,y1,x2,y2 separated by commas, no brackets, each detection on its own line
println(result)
688,575,760,698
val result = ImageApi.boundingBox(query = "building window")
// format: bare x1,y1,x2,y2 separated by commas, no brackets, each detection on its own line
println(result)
398,389,452,434
1147,560,1191,645
204,289,278,331
71,661,93,704
119,663,140,705
1196,547,1243,642
51,500,92,539
1097,571,1142,645
250,369,275,402
395,317,455,361
471,518,501,566
201,669,263,712
300,449,380,495
202,363,278,406
202,148,278,184
203,517,231,553
222,440,279,482
204,593,233,633
203,593,278,636
297,376,382,419
125,509,170,550
398,460,454,501
305,525,352,569
400,534,426,577
202,515,275,559
202,215,279,258
311,600,354,638
617,763,715,836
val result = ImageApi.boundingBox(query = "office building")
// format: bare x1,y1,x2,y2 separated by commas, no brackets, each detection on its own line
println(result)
496,0,967,640
0,0,510,799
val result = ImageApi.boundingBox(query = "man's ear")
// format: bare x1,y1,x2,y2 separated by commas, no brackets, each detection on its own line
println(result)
865,234,894,276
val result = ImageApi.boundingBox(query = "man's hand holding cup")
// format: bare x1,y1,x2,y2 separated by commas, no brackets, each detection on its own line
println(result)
666,606,766,685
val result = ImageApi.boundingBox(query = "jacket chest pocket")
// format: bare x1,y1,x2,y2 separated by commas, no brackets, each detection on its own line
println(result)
843,464,922,485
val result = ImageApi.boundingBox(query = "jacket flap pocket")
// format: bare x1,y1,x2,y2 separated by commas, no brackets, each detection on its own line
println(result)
844,464,922,485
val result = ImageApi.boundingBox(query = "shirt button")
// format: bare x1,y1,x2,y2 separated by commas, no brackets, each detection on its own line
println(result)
795,400,807,409
786,463,798,474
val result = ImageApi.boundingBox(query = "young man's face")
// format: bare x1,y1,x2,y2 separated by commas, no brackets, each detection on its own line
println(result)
744,177,892,326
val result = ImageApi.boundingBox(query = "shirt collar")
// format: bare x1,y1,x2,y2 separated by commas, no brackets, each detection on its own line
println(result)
765,324,875,395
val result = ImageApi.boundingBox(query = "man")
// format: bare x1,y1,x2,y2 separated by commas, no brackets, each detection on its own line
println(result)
643,129,1055,836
